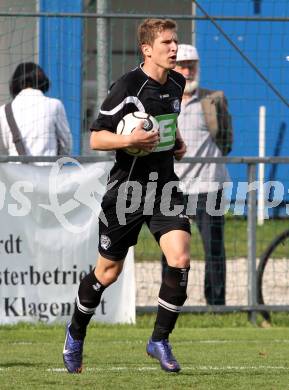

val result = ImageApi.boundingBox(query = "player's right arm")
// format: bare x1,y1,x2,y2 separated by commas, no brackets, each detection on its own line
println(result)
90,75,159,152
90,123,159,152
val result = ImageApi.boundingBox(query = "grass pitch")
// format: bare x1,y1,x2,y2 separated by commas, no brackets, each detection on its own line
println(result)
135,217,289,261
1,314,289,389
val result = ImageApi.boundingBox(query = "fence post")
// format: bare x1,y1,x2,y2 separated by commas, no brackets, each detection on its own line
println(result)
96,0,109,114
258,106,266,225
247,163,257,324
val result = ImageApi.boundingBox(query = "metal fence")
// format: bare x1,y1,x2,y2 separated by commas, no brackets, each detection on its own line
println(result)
1,156,289,323
1,3,288,155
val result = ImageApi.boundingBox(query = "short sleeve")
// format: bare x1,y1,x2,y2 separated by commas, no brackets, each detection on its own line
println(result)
90,78,136,133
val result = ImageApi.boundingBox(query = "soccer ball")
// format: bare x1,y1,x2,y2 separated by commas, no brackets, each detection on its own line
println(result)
116,111,159,157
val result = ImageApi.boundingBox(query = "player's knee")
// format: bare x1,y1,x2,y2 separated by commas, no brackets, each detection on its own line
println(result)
98,264,123,286
178,253,190,268
168,253,190,269
102,271,119,285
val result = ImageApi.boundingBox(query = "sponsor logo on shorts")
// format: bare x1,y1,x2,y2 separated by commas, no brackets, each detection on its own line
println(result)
100,234,111,250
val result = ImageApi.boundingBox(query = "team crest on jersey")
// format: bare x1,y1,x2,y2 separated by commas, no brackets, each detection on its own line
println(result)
100,234,111,250
171,98,180,113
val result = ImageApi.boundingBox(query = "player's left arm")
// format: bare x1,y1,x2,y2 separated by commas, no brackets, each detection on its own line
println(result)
171,71,187,160
173,127,186,161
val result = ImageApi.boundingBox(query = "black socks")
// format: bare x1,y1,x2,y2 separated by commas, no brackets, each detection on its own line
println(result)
152,265,190,341
70,269,106,340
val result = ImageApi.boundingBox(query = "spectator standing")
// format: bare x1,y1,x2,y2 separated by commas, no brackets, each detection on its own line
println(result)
0,62,72,158
162,44,232,305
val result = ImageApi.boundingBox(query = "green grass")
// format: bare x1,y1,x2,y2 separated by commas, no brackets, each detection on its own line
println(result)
1,314,289,389
135,217,289,261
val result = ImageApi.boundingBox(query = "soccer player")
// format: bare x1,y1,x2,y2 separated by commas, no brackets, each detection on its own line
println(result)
63,18,191,374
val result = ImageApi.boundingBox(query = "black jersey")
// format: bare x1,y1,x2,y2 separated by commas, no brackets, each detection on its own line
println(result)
91,64,185,188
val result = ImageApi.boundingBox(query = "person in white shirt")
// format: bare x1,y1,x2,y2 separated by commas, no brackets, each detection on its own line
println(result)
0,62,72,157
162,44,232,305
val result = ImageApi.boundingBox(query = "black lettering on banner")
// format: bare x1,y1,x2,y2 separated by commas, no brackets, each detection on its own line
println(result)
3,297,109,321
10,271,19,285
100,298,106,315
43,271,52,285
1,265,110,323
61,302,72,316
0,264,95,286
3,297,74,322
30,266,40,285
50,302,59,317
4,297,20,316
37,303,48,321
0,234,22,254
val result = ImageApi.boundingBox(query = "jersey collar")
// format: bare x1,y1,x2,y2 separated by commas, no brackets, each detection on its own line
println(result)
139,62,170,86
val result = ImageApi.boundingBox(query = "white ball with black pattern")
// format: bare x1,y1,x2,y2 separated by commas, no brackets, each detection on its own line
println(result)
116,111,159,156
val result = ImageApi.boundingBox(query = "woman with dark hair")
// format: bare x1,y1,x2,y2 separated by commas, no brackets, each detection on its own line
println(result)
0,62,72,158
9,62,50,98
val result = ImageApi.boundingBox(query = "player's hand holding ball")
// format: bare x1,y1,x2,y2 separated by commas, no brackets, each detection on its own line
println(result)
116,112,160,156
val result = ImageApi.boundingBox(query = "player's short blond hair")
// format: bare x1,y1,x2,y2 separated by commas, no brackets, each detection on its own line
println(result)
137,18,177,48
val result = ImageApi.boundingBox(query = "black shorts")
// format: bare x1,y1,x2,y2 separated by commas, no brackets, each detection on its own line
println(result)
98,190,191,261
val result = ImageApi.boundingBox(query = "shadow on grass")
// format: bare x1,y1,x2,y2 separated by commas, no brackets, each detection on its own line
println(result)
0,362,40,368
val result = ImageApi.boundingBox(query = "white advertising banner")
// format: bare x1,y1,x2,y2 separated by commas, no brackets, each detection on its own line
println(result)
0,159,136,324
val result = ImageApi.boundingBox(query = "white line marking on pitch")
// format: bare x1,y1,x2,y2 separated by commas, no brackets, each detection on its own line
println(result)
1,366,288,372
5,339,289,346
45,365,289,373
